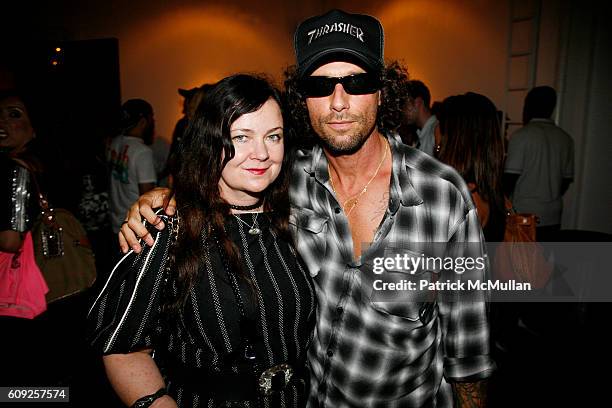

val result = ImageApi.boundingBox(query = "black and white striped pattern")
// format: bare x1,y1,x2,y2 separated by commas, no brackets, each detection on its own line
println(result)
289,135,495,408
88,214,315,408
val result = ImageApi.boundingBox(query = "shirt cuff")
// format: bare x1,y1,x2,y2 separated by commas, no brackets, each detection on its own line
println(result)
443,355,496,382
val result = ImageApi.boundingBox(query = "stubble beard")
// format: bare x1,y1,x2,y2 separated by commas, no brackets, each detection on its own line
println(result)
313,112,377,155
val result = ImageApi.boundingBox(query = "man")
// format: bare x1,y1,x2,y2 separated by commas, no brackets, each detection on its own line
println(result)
404,80,438,156
169,86,198,159
119,10,493,407
504,86,574,241
108,99,157,234
165,85,211,186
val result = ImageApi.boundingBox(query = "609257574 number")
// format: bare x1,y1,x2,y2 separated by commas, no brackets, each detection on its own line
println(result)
0,387,69,402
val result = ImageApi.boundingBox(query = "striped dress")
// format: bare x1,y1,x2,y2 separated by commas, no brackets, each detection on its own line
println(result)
88,213,316,408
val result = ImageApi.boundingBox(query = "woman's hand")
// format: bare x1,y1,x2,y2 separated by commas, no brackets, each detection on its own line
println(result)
0,230,23,253
119,187,175,253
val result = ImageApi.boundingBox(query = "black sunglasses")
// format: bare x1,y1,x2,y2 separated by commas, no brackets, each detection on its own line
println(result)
299,73,382,97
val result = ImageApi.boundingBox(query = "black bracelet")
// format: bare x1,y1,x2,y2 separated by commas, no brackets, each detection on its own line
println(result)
131,387,167,408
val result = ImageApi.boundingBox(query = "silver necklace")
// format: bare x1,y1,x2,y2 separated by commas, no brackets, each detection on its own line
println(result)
233,213,261,235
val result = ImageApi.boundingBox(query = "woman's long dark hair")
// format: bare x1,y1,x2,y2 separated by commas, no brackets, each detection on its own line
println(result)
283,60,410,147
167,74,292,314
436,92,506,237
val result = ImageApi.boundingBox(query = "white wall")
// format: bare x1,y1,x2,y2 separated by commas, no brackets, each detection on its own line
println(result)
6,0,510,144
374,0,508,108
557,2,612,234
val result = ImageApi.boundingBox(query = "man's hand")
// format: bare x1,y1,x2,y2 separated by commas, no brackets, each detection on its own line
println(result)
452,380,488,408
119,187,175,254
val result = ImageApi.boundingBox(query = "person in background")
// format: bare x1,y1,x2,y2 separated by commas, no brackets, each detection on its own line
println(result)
170,86,199,152
434,92,506,242
404,79,438,156
433,93,511,367
108,99,157,236
0,89,48,385
165,85,211,186
396,112,419,147
74,128,113,280
151,133,170,187
504,86,574,241
0,90,42,251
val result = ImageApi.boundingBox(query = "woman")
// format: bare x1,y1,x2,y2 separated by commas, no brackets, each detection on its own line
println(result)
88,74,315,408
0,90,43,253
434,92,506,241
434,92,520,369
0,90,49,384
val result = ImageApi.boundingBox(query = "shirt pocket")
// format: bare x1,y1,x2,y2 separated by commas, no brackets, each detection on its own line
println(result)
289,206,329,277
368,247,437,323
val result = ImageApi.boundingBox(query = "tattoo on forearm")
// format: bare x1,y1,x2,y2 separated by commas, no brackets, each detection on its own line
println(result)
452,380,488,408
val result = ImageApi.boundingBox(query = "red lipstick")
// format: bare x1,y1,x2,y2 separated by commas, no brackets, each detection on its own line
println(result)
245,168,268,175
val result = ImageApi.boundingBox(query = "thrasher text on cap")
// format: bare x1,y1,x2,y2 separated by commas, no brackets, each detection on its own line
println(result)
307,22,365,44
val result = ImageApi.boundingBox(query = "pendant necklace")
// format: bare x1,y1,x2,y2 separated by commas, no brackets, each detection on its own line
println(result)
329,138,389,217
233,212,261,235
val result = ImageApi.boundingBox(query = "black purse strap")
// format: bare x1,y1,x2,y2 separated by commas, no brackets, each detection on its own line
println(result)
11,157,59,231
211,228,261,373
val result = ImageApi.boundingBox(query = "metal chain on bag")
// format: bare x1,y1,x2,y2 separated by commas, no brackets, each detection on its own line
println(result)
154,211,180,383
163,212,181,280
11,157,65,257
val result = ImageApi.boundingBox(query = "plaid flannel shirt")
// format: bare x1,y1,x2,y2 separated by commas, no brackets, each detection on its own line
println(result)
288,135,494,408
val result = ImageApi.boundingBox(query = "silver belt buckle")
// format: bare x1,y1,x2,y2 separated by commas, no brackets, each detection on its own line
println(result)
258,363,293,395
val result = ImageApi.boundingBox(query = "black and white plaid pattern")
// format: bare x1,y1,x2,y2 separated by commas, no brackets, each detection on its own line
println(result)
289,135,494,407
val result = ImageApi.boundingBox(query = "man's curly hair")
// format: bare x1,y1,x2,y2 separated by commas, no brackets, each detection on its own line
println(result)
283,61,410,149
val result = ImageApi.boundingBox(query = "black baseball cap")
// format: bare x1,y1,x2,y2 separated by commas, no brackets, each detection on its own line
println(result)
294,9,385,78
178,87,199,98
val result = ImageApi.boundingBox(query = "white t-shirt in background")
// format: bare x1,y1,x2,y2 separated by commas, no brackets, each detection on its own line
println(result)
505,119,574,226
416,114,437,156
108,135,157,233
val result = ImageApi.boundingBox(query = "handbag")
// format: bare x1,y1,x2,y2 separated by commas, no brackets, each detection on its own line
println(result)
12,158,97,302
0,232,49,319
493,198,553,289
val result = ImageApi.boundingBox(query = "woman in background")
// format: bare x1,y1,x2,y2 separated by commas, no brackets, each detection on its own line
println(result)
0,90,48,384
434,92,506,241
0,90,43,253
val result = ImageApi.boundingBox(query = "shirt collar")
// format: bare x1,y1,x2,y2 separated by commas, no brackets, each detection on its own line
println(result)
303,134,423,213
387,135,424,213
529,118,554,124
121,135,145,143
